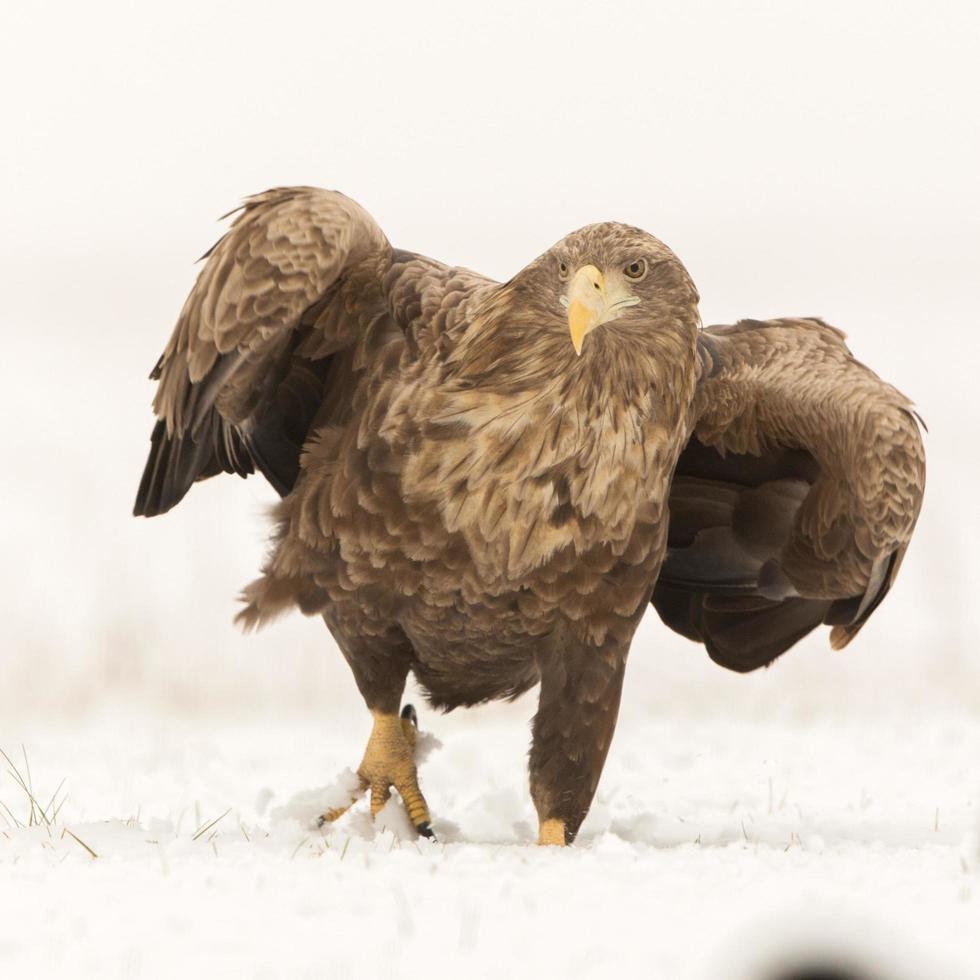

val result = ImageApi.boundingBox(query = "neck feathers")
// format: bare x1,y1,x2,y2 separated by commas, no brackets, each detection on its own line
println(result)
396,301,700,583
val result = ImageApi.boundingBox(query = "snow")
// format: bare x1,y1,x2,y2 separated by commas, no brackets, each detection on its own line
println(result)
2,704,978,979
2,5,978,977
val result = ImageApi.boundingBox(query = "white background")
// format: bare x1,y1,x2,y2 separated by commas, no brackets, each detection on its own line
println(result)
1,2,978,977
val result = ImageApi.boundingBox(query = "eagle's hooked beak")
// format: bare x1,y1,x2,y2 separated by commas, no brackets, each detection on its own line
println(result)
565,265,607,356
562,264,640,355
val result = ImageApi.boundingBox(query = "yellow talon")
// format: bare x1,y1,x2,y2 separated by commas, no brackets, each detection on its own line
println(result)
320,796,362,824
320,706,433,836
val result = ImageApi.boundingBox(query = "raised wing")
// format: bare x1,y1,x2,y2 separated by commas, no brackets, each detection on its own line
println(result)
653,317,925,671
134,186,392,516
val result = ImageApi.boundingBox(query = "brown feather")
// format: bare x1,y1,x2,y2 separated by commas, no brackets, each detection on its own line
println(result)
652,318,925,668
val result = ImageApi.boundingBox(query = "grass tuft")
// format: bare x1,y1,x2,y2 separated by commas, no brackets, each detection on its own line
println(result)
0,746,67,828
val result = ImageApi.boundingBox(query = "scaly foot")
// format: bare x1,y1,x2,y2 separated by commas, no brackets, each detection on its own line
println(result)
319,704,434,838
538,817,567,846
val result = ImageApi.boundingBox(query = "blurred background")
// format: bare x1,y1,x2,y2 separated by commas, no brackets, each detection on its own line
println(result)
1,0,977,726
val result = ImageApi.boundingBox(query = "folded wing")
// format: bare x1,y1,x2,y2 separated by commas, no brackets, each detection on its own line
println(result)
653,318,925,671
134,187,391,516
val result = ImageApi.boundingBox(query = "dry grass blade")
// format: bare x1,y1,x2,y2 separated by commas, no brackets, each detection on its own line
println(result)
191,808,231,841
43,778,66,823
51,795,68,824
62,827,98,859
0,798,23,829
1,747,40,825
20,746,35,824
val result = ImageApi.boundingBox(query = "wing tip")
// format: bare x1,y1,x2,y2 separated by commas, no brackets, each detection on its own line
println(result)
132,419,204,519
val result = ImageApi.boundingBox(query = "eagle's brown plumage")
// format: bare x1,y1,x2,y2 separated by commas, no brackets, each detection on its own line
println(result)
654,318,926,672
135,187,925,844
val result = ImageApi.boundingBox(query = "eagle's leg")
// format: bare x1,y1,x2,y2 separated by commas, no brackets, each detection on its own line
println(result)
318,626,433,837
529,641,627,846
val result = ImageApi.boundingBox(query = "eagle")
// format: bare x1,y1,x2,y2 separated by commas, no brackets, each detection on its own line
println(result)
135,187,925,846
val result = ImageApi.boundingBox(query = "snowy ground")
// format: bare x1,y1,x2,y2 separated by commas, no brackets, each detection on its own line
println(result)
2,703,978,980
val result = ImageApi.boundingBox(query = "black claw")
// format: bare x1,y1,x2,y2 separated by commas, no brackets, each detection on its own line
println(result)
316,814,327,828
415,821,435,840
400,703,418,728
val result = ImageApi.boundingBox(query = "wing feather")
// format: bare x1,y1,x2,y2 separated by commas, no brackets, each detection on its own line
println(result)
654,317,925,670
134,187,391,517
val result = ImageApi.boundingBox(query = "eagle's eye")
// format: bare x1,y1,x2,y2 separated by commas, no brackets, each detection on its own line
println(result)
557,260,570,281
624,259,647,281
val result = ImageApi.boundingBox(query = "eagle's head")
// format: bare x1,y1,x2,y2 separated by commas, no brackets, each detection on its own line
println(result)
545,222,700,355
452,222,700,395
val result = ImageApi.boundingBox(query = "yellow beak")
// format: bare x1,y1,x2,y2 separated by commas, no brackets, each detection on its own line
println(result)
566,265,607,355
